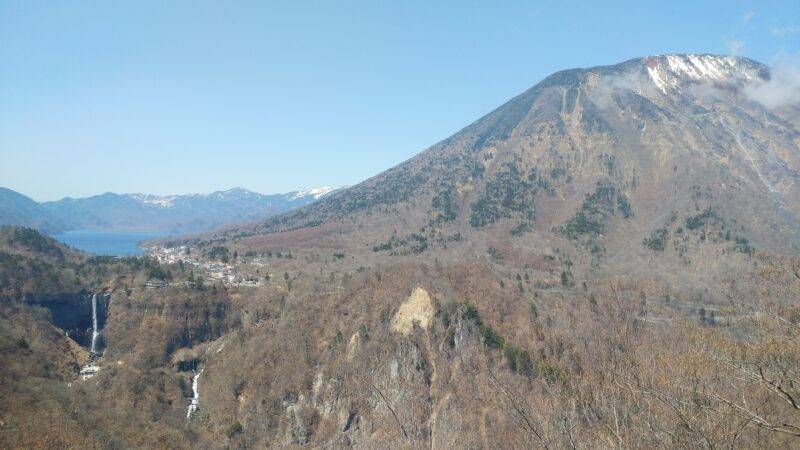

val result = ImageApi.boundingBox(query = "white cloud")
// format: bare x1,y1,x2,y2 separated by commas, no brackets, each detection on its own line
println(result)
588,69,658,109
771,25,800,36
741,12,754,26
688,82,729,102
743,58,800,109
727,39,745,56
584,54,800,111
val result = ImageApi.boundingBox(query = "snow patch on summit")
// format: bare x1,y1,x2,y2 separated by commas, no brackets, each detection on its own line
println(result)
131,194,176,208
291,186,335,200
644,54,759,93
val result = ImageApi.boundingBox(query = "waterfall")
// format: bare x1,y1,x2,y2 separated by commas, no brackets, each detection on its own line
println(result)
187,368,204,420
80,293,104,380
90,293,100,355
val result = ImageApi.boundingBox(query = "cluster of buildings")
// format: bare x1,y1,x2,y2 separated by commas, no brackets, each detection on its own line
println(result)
144,246,265,288
148,245,189,265
80,364,100,380
204,261,236,283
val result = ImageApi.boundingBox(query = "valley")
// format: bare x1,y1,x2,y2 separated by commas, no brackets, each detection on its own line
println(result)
1,54,799,448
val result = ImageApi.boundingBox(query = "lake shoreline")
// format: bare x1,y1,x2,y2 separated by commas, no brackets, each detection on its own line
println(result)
50,229,172,256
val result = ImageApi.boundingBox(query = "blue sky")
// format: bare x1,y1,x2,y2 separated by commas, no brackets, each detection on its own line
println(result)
1,1,798,201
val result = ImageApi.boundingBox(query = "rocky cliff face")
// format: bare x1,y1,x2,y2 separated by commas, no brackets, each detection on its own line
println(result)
26,292,108,349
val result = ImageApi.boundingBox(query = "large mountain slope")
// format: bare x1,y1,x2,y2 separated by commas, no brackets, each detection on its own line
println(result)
0,187,68,233
0,186,336,234
210,54,800,281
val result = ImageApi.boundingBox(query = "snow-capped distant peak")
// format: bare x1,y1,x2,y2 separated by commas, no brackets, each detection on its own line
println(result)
128,186,334,207
143,197,175,207
291,186,335,200
643,54,762,93
208,187,254,199
130,193,175,208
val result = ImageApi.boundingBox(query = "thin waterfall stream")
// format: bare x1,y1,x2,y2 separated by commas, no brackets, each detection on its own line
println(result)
90,293,100,354
80,293,103,380
187,368,204,420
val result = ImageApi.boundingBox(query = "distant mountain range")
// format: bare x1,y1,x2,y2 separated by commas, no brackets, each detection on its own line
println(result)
0,186,337,234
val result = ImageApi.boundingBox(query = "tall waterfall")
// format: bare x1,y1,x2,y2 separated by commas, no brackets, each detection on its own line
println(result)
79,292,104,380
187,368,204,420
90,293,100,355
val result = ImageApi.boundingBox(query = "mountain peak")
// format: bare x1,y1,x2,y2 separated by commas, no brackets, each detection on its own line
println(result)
213,53,798,256
1,185,337,234
129,193,176,207
641,54,765,92
290,186,336,200
535,54,768,93
218,187,252,194
207,187,257,199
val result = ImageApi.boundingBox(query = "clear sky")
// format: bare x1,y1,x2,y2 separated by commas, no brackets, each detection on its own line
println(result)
1,1,798,201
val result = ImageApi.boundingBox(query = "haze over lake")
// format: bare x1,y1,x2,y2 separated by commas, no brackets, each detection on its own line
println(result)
51,229,168,256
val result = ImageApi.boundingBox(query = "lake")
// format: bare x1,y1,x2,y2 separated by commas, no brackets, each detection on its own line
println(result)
51,229,170,256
